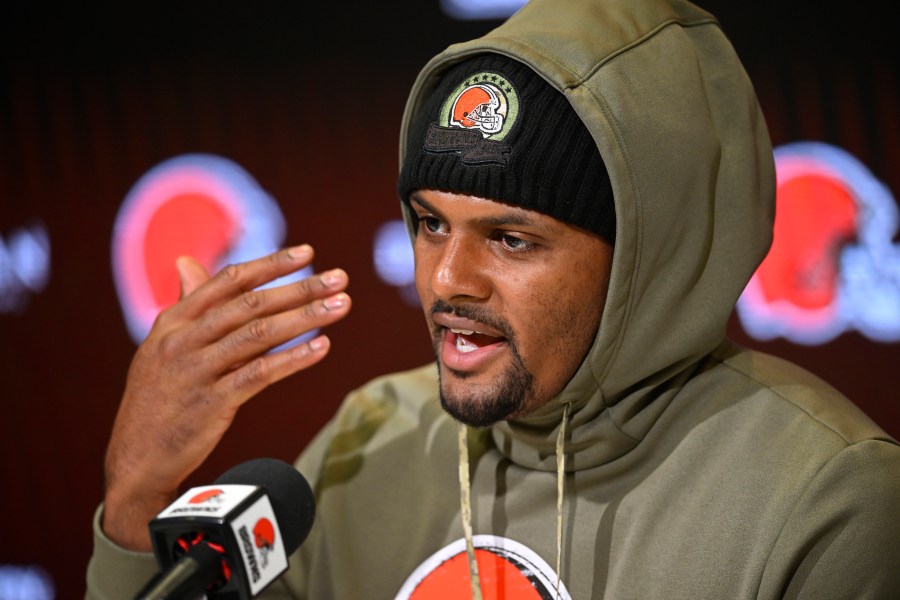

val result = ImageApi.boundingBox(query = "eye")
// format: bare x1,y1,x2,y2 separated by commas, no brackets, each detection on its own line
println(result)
417,215,445,235
496,232,535,252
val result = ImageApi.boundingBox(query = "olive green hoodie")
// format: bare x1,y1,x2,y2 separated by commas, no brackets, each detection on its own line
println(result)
86,0,900,598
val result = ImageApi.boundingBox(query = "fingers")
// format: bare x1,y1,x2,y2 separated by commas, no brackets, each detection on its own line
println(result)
203,282,352,373
176,255,211,299
191,266,351,350
169,244,316,323
218,334,335,406
154,245,354,404
101,244,351,550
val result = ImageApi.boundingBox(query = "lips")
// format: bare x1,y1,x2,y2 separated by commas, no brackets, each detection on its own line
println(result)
440,326,508,372
450,328,504,353
430,308,511,372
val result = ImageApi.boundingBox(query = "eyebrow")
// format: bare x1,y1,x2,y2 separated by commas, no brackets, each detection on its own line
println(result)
410,193,553,233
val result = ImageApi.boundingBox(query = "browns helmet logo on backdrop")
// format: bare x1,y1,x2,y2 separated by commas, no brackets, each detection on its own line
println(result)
424,71,520,166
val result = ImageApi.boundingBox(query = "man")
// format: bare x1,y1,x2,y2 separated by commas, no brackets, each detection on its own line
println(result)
86,0,900,598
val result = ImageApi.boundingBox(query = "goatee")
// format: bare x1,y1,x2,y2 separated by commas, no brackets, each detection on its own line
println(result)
430,300,535,427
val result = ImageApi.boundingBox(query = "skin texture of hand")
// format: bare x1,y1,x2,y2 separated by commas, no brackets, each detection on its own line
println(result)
101,244,351,551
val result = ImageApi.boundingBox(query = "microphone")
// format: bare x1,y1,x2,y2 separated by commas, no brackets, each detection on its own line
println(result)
134,458,315,600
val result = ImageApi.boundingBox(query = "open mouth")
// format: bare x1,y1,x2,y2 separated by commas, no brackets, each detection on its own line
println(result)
449,327,506,353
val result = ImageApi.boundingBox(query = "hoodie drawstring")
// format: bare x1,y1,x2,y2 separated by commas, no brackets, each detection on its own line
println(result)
459,422,483,600
555,401,571,600
458,402,571,600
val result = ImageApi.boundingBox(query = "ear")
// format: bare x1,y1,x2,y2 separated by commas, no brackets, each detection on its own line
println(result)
175,255,211,299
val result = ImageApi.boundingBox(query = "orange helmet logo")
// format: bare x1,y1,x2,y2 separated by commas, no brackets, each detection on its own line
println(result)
397,536,570,599
253,517,276,550
451,85,504,135
737,141,900,344
188,488,224,504
253,517,276,568
439,71,519,141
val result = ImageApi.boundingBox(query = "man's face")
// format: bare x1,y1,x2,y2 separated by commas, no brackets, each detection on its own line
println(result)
411,189,613,427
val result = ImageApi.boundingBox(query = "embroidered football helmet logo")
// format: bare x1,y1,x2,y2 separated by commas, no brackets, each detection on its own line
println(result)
451,84,504,135
442,71,518,140
425,71,520,166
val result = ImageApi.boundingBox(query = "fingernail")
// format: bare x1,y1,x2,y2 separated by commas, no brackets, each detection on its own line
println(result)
288,244,312,260
322,269,346,288
308,336,328,352
323,293,347,310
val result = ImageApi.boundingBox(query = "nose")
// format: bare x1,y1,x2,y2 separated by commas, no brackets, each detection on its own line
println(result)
428,235,489,303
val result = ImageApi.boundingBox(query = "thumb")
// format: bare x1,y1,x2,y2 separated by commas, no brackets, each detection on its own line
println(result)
175,256,211,299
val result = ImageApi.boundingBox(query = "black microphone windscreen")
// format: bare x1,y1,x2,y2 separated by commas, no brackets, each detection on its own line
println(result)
215,458,315,555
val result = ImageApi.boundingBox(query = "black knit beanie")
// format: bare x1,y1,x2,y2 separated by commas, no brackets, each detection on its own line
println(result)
398,53,615,244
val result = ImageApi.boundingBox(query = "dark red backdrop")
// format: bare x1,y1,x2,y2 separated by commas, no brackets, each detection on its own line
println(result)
1,2,897,597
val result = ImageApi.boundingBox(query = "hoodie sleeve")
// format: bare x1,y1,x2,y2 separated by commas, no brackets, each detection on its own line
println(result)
758,439,900,598
84,504,162,600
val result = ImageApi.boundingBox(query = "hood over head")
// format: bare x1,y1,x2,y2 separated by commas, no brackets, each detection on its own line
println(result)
398,51,617,245
397,0,775,471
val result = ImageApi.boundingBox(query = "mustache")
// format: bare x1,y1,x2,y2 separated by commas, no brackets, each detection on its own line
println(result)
429,299,514,341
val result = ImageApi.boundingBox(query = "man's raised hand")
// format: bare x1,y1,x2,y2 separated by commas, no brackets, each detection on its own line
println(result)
101,245,351,550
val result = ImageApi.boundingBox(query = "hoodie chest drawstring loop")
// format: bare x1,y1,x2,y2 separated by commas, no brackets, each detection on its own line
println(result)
555,401,571,600
457,401,571,600
458,422,483,600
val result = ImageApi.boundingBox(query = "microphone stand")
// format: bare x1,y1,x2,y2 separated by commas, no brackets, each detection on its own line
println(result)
134,542,223,600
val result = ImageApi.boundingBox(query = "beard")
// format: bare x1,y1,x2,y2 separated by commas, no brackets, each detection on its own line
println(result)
438,361,534,428
430,300,535,428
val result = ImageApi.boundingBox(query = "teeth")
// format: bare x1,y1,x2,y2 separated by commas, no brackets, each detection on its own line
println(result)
456,336,478,353
450,328,475,335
